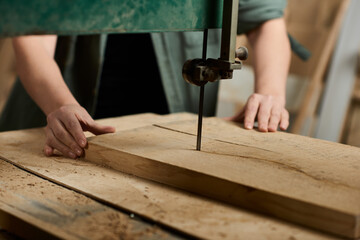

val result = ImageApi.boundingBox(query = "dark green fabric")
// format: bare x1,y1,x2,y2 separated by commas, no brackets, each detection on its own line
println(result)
237,0,287,34
288,34,311,61
237,0,311,61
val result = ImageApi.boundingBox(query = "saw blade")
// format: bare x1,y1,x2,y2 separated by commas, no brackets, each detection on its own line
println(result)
196,29,208,151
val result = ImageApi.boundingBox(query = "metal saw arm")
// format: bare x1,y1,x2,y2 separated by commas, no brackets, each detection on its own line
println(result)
182,0,248,87
182,0,248,151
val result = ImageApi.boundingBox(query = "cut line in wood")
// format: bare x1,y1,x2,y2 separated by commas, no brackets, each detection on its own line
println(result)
0,113,341,240
84,117,360,239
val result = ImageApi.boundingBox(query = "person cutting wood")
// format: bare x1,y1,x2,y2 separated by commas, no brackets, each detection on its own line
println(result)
0,0,309,159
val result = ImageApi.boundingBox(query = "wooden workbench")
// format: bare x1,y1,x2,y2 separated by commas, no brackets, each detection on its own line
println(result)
0,113,357,239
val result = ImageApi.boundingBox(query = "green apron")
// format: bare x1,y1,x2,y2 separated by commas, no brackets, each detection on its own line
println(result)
0,0,307,131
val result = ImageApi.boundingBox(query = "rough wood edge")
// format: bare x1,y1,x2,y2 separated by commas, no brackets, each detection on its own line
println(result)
85,126,358,239
0,202,63,240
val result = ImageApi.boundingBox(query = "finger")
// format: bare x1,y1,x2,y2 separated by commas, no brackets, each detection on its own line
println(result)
61,114,88,148
81,118,116,136
43,127,54,156
244,97,260,130
43,143,54,156
51,119,83,156
46,127,77,159
268,107,282,132
279,109,290,131
257,101,272,132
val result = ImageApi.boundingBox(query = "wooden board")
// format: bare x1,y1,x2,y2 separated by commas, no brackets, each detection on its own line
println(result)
0,159,182,240
85,117,360,239
341,52,360,147
343,101,360,148
0,113,339,240
315,0,360,141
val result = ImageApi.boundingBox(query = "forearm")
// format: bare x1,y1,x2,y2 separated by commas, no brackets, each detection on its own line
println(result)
228,18,291,132
247,18,291,98
12,36,115,159
12,35,78,116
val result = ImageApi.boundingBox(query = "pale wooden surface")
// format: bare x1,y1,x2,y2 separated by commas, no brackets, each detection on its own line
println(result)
0,159,178,240
0,113,339,240
85,116,360,238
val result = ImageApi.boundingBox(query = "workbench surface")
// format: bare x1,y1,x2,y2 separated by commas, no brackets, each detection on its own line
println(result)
0,113,354,239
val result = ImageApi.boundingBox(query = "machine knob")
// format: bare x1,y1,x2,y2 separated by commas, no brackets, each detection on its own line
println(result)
182,59,221,86
235,46,248,60
182,59,207,86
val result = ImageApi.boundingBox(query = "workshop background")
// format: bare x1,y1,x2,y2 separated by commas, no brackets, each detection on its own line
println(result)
1,0,360,146
1,0,360,239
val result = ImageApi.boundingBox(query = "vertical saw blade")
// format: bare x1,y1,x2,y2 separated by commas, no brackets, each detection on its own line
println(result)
196,29,208,151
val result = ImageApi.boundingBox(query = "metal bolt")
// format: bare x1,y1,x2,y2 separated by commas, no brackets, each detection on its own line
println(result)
235,46,248,60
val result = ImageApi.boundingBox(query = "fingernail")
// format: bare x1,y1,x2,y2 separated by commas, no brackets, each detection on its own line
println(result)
80,139,86,147
245,124,252,129
44,147,51,156
76,149,82,156
69,152,76,159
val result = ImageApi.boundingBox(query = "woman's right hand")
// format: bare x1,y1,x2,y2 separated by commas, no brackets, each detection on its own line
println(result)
44,104,115,159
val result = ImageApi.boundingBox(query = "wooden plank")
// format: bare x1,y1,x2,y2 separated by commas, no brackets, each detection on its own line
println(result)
353,73,360,101
340,61,360,145
290,0,350,135
0,113,339,240
85,117,360,239
0,159,182,240
343,101,360,147
344,56,360,146
315,0,360,141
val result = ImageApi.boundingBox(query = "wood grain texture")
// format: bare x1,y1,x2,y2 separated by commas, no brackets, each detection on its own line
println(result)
0,160,182,240
0,113,339,240
85,117,360,239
